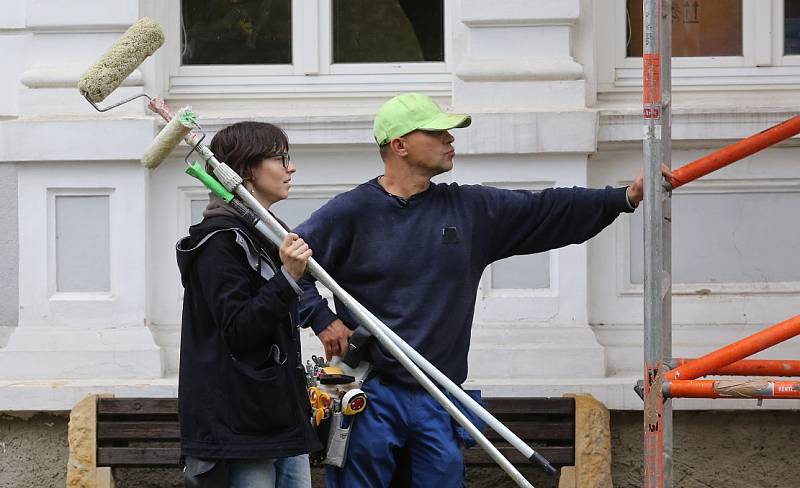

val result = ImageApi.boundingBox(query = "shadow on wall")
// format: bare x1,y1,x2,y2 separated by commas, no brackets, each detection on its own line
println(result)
0,163,18,349
0,326,14,349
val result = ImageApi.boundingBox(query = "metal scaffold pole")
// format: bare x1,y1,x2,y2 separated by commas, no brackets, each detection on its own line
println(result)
642,1,673,487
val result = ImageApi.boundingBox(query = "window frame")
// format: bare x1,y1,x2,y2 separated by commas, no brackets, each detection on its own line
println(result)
159,0,454,97
596,0,800,93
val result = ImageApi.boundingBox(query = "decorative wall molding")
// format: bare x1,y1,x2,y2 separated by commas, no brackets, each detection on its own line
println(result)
455,58,583,81
460,0,579,27
615,178,800,296
455,111,598,154
599,108,800,144
24,0,138,29
21,65,142,89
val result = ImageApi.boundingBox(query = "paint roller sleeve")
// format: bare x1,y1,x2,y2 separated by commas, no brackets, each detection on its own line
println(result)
77,17,165,103
141,107,196,169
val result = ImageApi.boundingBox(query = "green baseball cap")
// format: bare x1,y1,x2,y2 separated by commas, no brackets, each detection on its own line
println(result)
373,93,471,146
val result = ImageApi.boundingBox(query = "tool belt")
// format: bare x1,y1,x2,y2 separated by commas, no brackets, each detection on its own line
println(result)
306,356,371,467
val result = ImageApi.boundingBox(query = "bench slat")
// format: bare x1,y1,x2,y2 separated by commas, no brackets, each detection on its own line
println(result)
483,397,574,416
98,398,178,416
463,446,574,466
97,421,179,441
98,447,181,467
483,420,574,442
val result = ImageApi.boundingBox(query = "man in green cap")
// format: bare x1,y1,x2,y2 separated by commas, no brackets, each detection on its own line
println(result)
295,93,648,487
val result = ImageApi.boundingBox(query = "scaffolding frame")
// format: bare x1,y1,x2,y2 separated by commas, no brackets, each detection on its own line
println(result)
641,2,800,487
642,1,672,487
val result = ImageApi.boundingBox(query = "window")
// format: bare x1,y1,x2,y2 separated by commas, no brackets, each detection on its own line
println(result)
786,0,800,54
181,0,292,65
162,0,451,98
596,0,800,93
332,0,443,63
626,0,743,57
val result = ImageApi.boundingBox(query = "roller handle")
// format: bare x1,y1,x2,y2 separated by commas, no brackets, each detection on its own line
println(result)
148,97,175,121
529,451,557,475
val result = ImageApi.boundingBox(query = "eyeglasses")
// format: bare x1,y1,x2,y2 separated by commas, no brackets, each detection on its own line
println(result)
268,152,291,169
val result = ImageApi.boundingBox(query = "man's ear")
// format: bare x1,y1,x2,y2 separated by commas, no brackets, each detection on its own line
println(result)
389,137,408,157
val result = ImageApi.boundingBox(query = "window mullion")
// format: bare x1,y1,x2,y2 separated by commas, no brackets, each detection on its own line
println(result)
752,0,773,66
318,0,332,74
292,0,319,75
774,0,786,64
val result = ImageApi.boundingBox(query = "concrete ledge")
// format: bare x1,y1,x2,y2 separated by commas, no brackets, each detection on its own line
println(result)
0,377,177,411
464,377,800,411
3,375,800,412
0,117,157,162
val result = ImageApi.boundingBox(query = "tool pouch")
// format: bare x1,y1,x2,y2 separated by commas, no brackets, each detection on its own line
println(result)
323,411,353,467
342,326,373,368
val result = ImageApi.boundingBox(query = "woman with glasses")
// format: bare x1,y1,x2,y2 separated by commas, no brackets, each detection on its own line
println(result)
177,121,321,488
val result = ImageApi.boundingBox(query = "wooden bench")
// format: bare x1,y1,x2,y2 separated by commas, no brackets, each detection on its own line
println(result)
67,394,609,488
462,397,575,467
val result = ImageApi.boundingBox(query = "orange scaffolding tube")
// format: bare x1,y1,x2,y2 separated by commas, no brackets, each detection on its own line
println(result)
670,358,800,377
664,315,800,381
669,114,800,189
665,379,800,399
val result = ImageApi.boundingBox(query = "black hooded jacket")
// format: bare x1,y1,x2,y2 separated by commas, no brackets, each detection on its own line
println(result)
176,212,320,459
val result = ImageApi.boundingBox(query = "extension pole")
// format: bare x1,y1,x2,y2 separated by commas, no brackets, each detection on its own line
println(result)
670,358,800,377
669,114,800,189
665,379,800,399
642,1,673,487
147,100,539,488
665,315,800,381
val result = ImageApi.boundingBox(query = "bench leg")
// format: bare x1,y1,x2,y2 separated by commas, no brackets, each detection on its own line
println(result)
96,467,116,488
563,393,613,488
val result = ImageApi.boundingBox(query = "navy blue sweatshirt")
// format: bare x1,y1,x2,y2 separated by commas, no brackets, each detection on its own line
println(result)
295,178,633,386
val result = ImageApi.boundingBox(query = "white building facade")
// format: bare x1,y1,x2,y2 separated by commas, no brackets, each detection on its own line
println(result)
1,0,798,412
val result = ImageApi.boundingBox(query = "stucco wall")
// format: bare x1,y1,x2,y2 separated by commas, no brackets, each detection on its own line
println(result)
2,411,798,487
0,413,67,488
611,411,800,488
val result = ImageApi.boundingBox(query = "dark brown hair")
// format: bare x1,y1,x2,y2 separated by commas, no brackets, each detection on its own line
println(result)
207,121,288,180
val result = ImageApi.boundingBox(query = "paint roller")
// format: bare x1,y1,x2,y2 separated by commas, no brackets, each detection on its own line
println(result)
78,17,164,109
141,107,195,169
75,17,191,168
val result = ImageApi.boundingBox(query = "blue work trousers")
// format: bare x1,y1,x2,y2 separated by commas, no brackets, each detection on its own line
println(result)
326,377,465,488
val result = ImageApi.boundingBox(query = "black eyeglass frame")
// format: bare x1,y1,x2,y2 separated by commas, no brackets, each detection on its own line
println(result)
267,151,291,168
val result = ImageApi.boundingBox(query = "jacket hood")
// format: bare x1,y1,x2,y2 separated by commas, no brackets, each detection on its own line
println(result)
176,214,246,287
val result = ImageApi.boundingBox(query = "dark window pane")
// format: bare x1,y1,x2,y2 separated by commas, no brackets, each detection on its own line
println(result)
333,0,444,63
626,0,742,57
786,0,800,55
181,0,291,65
